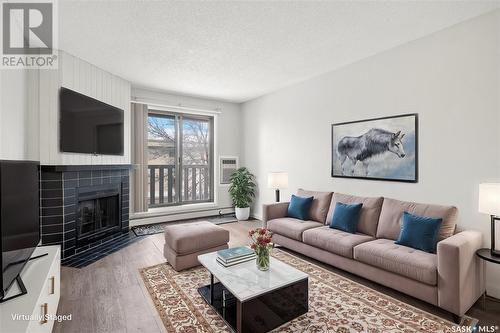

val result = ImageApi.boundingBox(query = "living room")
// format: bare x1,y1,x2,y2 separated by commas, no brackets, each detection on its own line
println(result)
0,1,499,332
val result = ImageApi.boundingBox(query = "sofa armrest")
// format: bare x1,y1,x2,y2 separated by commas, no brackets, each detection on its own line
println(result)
262,202,289,227
437,230,484,316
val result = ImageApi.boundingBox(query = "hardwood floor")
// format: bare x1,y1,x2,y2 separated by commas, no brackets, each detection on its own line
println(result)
54,220,500,333
54,220,259,333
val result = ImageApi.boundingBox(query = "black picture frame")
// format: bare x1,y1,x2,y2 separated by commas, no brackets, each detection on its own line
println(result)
331,113,418,183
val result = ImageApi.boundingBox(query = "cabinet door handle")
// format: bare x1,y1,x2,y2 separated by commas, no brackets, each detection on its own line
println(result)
40,303,48,324
49,276,55,295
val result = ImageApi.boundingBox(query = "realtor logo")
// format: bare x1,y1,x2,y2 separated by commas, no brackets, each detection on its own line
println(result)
1,0,58,68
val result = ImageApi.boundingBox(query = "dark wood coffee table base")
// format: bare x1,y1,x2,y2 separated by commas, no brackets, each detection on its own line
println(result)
198,274,308,333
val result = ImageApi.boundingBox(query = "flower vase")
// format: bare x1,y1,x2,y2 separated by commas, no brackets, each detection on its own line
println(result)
256,247,270,271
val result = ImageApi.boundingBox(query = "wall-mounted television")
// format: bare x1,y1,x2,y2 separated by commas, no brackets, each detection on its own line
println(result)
0,160,40,301
60,87,124,156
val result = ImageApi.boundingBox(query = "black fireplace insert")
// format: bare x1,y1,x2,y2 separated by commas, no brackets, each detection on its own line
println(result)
76,183,122,247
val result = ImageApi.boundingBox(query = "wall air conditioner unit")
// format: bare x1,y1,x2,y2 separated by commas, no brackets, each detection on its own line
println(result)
220,156,239,185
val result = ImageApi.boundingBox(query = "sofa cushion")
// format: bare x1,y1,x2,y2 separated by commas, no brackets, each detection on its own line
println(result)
267,218,323,241
376,198,458,241
354,239,438,285
287,194,314,220
297,189,333,223
326,193,384,237
303,226,374,258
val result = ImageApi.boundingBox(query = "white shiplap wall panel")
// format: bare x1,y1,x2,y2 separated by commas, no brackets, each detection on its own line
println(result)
38,70,51,163
39,51,131,165
38,67,61,164
26,70,40,161
49,69,59,164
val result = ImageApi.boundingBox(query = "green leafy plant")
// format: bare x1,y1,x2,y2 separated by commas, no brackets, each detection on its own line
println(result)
228,167,256,208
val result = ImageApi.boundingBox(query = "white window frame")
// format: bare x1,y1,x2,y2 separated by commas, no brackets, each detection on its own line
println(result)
144,104,219,210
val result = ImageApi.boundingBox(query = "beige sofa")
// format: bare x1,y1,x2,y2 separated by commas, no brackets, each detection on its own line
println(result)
263,190,484,320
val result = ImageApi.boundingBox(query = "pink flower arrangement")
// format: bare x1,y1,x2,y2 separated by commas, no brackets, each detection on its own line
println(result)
248,227,273,250
249,227,273,270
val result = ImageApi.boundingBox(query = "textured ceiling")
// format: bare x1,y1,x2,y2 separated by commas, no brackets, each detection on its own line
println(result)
59,1,499,102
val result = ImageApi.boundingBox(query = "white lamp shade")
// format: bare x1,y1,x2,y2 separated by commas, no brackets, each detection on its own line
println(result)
479,183,500,216
268,172,288,189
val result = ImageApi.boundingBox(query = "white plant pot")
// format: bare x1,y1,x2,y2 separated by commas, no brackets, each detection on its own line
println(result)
235,207,250,221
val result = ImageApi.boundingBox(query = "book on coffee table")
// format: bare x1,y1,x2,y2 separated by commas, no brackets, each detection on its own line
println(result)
216,255,255,267
217,246,255,263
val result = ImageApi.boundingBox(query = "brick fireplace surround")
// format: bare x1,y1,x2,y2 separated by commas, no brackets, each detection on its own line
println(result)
39,165,130,259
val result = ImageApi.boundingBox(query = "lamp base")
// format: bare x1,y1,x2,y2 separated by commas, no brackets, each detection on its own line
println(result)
275,189,280,202
491,216,500,257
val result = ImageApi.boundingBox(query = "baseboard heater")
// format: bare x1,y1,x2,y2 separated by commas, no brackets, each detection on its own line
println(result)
129,206,235,226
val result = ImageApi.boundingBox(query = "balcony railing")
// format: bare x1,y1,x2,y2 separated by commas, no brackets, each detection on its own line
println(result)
148,164,211,207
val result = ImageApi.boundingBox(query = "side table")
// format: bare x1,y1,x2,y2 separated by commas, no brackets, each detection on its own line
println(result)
476,248,500,265
476,248,500,307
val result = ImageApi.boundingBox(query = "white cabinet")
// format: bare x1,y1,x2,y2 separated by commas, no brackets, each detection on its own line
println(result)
0,246,61,333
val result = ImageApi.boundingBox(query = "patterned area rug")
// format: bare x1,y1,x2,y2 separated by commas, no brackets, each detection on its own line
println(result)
140,249,475,332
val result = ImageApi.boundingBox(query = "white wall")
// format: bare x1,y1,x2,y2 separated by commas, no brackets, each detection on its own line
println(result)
0,70,27,160
130,88,242,224
0,69,39,161
38,51,131,165
242,11,500,297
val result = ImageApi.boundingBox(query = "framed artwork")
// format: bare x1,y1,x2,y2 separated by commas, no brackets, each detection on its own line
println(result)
331,113,418,182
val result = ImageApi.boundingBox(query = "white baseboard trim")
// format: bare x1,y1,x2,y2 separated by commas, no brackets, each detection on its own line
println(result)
251,213,262,221
130,207,234,227
486,284,500,299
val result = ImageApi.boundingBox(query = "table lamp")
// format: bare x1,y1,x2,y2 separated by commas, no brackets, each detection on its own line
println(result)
268,172,288,202
479,183,500,257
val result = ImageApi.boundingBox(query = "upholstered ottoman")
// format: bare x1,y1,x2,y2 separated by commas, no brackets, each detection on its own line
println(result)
163,221,229,271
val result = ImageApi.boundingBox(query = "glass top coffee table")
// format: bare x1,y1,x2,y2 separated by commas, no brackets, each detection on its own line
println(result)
198,251,308,333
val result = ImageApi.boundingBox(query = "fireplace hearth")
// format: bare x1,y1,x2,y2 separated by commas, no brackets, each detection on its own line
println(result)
39,165,130,258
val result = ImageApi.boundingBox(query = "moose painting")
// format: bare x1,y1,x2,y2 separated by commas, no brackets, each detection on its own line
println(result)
331,114,418,182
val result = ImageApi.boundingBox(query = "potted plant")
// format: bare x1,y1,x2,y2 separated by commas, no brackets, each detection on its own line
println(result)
229,167,256,220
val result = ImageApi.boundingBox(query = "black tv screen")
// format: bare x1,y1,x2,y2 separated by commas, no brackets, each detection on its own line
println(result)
1,160,40,300
60,87,124,155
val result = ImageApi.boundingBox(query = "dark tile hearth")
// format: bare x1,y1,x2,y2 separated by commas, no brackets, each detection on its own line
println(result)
61,231,140,268
39,165,131,261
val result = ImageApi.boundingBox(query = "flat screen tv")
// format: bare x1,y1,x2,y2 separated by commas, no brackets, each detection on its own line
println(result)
0,160,40,301
60,87,124,155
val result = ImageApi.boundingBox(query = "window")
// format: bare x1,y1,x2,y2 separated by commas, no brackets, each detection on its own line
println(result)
147,111,213,207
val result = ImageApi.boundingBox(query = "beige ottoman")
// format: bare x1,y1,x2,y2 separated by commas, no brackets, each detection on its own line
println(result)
163,221,229,271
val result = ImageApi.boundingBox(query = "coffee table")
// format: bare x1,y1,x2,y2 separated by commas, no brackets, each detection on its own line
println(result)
197,251,308,333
